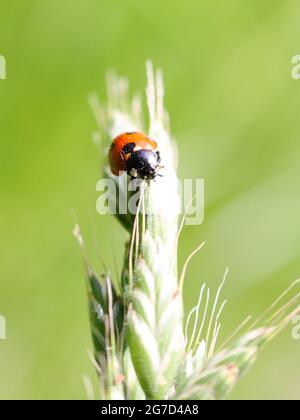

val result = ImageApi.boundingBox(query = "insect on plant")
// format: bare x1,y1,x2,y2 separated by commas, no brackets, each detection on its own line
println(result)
74,62,300,400
109,131,162,180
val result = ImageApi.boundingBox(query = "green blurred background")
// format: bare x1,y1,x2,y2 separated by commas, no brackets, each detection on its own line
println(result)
1,0,300,400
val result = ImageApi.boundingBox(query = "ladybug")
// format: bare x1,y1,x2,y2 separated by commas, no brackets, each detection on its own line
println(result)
109,132,162,180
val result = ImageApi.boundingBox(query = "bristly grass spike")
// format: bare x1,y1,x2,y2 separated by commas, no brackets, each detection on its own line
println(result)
73,61,300,400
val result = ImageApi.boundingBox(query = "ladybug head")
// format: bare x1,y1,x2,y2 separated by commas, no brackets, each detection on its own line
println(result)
125,149,162,180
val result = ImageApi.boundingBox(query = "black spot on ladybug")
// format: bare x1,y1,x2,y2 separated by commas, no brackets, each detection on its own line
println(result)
122,142,136,154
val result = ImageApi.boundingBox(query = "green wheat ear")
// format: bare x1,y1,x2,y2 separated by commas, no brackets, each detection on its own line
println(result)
74,62,300,400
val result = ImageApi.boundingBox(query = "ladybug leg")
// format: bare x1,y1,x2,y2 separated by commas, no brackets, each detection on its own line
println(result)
128,168,138,179
154,151,164,177
156,151,161,164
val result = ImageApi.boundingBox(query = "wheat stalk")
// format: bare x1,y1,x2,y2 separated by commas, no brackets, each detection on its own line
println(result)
74,62,300,400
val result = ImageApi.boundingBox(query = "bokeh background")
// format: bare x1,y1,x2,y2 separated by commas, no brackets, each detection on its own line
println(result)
1,0,300,400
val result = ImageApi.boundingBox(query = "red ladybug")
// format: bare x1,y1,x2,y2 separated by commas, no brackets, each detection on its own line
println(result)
109,132,161,180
